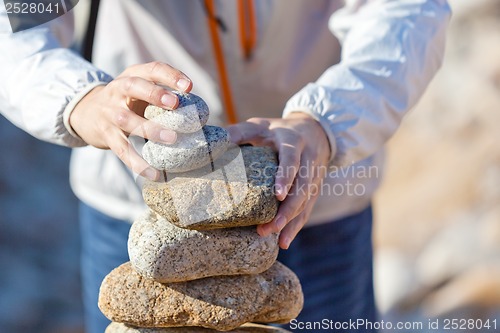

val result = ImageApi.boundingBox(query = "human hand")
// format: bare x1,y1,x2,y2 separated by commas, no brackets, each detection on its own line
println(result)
69,62,192,180
227,113,331,249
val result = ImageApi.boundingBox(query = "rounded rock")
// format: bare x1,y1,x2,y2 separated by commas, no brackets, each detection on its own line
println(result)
105,323,292,333
129,211,279,283
143,146,279,229
145,92,209,133
142,126,230,173
98,262,303,331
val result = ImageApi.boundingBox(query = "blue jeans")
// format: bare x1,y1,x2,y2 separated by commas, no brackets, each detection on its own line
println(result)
79,203,376,333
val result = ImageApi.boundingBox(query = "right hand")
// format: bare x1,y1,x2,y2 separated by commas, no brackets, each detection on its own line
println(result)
69,62,192,180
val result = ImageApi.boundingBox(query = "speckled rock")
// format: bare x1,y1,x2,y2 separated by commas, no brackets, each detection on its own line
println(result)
128,210,279,283
98,261,303,331
145,92,209,133
105,322,292,333
143,146,279,230
142,126,230,173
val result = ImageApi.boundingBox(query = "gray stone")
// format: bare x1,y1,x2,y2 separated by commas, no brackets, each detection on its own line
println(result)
98,262,303,331
142,126,230,173
143,146,279,230
128,210,279,283
145,92,209,133
105,322,292,333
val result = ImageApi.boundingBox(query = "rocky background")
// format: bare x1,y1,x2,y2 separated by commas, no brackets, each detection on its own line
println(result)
374,0,500,331
0,0,499,332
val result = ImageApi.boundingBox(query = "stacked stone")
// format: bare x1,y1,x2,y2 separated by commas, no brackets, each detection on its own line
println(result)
98,92,303,332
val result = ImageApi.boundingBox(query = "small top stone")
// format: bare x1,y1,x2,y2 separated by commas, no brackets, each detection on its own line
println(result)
145,92,209,133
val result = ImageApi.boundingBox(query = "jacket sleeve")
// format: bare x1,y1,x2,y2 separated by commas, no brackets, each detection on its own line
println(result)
0,2,112,147
283,0,451,167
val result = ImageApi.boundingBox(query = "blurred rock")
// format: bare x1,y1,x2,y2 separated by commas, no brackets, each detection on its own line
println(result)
374,0,500,325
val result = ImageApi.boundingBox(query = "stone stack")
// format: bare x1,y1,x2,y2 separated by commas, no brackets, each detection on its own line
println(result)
97,92,303,332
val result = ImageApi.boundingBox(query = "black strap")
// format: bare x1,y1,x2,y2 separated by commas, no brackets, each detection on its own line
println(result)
82,0,101,62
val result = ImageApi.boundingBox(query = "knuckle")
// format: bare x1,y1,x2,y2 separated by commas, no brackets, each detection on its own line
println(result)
147,61,164,74
122,77,138,92
114,109,130,127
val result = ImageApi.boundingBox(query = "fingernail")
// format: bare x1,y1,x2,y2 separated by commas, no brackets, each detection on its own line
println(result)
282,237,291,250
275,216,287,230
275,184,283,196
160,130,176,144
161,94,177,109
144,168,159,181
176,78,191,92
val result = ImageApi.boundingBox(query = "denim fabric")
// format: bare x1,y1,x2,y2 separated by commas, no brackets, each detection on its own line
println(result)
278,206,376,332
79,203,375,333
79,203,130,333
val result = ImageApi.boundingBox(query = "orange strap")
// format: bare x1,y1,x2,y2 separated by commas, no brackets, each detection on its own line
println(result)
238,0,257,59
204,0,238,125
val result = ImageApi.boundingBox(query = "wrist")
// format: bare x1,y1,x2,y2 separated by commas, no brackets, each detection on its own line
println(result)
284,110,335,162
66,84,106,141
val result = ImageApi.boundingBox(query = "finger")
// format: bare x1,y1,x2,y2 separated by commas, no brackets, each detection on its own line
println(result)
122,61,192,93
112,108,177,144
278,192,319,249
275,140,303,200
257,177,308,237
116,76,179,110
107,131,160,181
226,120,269,146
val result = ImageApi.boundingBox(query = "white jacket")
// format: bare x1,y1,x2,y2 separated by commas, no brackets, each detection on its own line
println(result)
0,0,451,224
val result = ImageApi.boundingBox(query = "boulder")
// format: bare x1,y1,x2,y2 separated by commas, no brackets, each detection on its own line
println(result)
128,211,279,283
143,146,279,229
98,262,303,331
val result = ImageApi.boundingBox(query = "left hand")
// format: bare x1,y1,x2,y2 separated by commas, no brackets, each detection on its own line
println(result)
227,113,331,249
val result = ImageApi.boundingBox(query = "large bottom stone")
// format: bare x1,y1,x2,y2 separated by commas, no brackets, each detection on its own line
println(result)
106,322,291,333
98,262,303,331
128,210,279,283
143,146,279,230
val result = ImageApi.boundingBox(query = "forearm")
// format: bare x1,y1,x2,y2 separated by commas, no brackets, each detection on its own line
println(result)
0,3,112,147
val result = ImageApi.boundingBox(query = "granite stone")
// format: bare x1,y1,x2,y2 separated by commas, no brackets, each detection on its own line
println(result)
142,126,230,173
105,322,292,333
98,261,303,331
128,210,279,283
145,92,209,133
142,146,279,229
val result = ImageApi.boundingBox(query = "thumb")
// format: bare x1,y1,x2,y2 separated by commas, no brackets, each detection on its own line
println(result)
226,121,268,145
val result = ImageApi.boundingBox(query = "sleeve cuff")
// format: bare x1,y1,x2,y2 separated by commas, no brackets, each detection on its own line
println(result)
63,82,108,142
